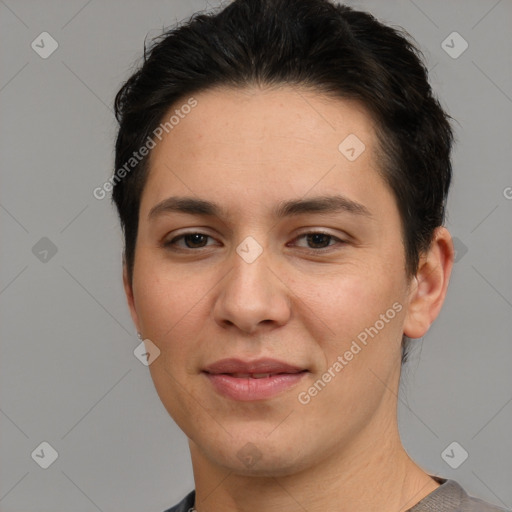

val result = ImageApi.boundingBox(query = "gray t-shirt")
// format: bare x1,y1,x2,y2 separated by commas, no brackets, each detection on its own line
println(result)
162,479,509,512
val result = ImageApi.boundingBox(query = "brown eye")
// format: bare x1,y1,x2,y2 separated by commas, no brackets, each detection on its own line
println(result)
305,233,334,249
182,233,209,248
292,231,343,251
165,233,215,250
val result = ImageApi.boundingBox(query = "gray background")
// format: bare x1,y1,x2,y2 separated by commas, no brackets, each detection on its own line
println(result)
1,0,511,510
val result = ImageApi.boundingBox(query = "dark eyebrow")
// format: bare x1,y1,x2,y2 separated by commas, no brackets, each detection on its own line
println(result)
148,196,225,220
274,195,372,218
148,194,372,221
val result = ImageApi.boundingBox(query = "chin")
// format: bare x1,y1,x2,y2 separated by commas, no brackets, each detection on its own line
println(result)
200,432,315,477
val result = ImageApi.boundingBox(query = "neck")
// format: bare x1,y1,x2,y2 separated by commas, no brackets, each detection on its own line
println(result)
188,411,439,512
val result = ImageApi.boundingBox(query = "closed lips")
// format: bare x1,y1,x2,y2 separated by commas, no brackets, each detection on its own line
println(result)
203,358,307,375
225,372,305,378
203,359,309,400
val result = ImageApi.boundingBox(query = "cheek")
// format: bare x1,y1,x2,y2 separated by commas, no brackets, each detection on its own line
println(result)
296,268,406,407
292,272,405,419
294,263,405,345
132,258,214,424
132,259,207,357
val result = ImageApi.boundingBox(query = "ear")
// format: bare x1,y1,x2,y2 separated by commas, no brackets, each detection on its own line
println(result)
123,259,141,335
403,227,454,339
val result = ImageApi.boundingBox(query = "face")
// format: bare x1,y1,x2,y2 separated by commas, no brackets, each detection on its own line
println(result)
125,86,424,476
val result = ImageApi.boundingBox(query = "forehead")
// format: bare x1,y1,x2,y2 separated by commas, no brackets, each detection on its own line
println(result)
142,85,390,216
150,85,377,163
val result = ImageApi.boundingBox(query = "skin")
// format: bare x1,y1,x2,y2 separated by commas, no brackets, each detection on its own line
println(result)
123,85,454,511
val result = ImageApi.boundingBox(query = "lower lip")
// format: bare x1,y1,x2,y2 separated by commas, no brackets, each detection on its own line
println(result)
204,372,307,401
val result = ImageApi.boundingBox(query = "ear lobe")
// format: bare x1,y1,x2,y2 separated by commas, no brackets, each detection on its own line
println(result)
403,227,454,339
123,262,141,334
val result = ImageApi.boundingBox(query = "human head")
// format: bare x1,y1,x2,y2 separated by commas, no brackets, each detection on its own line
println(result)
112,0,455,479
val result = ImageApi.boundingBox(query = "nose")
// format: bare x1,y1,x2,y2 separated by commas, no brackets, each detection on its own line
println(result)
213,246,291,334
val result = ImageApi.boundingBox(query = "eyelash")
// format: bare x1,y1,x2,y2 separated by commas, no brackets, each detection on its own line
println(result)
164,231,346,253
